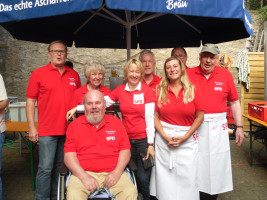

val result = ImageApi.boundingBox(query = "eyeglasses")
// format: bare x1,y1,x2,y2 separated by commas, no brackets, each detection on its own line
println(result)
176,54,186,58
49,50,66,55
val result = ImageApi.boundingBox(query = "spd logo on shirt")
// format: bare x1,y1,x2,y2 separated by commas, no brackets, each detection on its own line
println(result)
106,130,116,141
133,93,144,104
214,82,223,92
106,136,116,141
70,82,76,86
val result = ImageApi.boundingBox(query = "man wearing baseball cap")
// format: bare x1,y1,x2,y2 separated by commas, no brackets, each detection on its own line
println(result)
187,43,244,200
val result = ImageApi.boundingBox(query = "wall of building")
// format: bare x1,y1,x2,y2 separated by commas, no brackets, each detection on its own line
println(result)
0,11,262,101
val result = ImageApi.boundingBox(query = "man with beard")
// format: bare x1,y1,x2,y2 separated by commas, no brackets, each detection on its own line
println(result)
64,90,137,200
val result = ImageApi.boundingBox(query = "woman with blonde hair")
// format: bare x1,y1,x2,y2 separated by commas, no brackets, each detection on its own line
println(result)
67,62,111,119
150,56,204,200
105,58,156,200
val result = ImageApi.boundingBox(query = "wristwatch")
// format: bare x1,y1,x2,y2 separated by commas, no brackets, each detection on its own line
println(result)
148,143,154,147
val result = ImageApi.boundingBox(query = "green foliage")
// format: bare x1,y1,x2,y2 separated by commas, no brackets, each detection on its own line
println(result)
259,5,267,21
249,0,261,10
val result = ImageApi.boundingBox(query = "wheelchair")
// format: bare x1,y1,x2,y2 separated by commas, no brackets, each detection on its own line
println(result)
58,110,142,199
57,159,142,200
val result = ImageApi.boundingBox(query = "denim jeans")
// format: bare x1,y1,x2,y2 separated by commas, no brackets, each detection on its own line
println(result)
130,138,151,200
0,131,6,200
36,135,65,200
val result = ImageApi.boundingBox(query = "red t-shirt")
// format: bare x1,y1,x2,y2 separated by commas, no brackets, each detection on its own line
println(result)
186,66,238,114
156,85,204,126
143,73,161,93
26,63,81,136
70,84,111,109
64,115,130,173
108,82,156,140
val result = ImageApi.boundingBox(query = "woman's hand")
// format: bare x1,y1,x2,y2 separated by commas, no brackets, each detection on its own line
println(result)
162,134,173,144
66,107,77,120
168,136,186,147
146,145,155,160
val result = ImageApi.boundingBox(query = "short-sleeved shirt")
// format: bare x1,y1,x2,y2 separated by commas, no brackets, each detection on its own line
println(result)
143,74,161,92
156,85,204,126
0,74,7,132
64,115,130,172
26,62,81,136
108,82,156,140
70,84,111,109
186,66,238,114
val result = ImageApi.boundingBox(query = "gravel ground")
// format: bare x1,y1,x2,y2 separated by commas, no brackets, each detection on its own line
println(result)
2,133,267,200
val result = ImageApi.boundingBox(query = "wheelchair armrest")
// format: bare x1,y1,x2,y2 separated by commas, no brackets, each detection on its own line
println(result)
60,162,69,176
128,159,137,172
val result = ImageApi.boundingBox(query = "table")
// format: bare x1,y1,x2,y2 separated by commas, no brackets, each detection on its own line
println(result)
5,120,38,190
242,114,267,166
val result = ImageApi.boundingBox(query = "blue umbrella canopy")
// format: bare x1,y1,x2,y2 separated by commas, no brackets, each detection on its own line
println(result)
0,0,253,58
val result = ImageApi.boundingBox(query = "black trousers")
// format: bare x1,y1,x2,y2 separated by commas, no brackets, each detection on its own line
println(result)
200,192,218,200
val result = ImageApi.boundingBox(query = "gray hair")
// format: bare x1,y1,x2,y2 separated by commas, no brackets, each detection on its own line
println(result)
48,40,67,52
139,50,156,63
84,62,105,79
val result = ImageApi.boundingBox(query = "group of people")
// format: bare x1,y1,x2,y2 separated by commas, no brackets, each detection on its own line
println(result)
21,40,244,200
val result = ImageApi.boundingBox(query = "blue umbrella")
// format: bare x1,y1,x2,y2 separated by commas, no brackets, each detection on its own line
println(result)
0,0,253,59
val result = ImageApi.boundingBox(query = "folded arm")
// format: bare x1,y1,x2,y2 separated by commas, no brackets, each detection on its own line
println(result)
170,110,204,147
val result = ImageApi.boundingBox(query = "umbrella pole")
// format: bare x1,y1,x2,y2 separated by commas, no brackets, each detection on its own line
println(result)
127,25,131,61
126,11,131,61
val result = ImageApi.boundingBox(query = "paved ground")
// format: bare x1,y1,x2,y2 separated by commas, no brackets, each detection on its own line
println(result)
2,133,267,200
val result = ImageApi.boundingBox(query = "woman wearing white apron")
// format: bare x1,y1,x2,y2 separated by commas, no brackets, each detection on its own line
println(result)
150,56,204,200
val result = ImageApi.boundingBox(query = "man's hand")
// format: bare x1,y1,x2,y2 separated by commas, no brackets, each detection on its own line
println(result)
235,128,244,146
103,170,121,188
80,173,100,193
29,126,38,142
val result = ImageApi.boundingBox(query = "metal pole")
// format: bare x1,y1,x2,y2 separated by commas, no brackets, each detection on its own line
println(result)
126,11,131,61
127,25,131,61
264,21,267,100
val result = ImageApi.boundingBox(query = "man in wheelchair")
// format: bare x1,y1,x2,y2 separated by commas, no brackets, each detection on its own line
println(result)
64,90,138,200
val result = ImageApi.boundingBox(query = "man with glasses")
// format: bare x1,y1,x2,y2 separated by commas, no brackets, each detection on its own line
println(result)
139,50,161,92
171,46,188,69
26,40,81,200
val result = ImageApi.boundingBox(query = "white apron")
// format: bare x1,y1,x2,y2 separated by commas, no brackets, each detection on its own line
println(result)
150,121,199,200
198,112,233,195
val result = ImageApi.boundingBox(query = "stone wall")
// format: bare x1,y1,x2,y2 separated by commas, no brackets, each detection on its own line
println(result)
0,11,262,101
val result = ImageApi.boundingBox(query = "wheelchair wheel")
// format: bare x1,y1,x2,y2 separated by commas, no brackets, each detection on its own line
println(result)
57,173,67,200
137,193,143,200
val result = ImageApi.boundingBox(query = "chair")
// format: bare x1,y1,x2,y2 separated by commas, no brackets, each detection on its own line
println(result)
228,124,236,140
109,77,124,91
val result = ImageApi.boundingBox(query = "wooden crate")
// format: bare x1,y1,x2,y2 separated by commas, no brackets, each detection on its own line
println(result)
241,52,264,131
